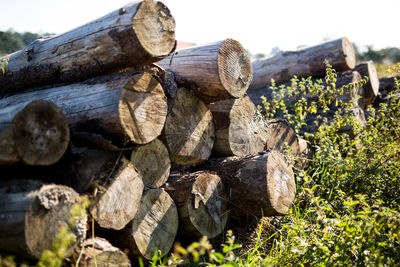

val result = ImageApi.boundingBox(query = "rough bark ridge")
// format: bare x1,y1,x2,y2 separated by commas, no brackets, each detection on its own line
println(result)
164,171,228,238
0,0,176,93
0,71,168,146
158,39,253,102
204,151,296,217
250,37,356,90
0,100,69,166
0,184,86,259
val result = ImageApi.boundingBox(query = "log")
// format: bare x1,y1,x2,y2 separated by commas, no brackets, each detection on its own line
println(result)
378,76,399,96
250,37,356,90
72,149,144,230
158,39,253,102
130,138,171,188
0,99,69,166
210,95,267,157
0,71,168,146
163,171,228,238
111,188,179,260
0,183,87,259
0,0,176,93
264,119,300,159
73,237,131,267
204,150,296,217
297,138,314,169
162,87,214,167
353,61,379,107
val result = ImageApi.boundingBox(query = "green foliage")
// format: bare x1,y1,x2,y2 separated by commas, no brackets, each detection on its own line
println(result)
0,30,41,56
354,44,400,65
1,55,8,74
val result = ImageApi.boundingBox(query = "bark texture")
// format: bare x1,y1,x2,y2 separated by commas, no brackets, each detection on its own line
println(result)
0,99,69,166
158,39,253,102
250,37,356,90
0,0,176,93
0,71,168,146
163,171,228,238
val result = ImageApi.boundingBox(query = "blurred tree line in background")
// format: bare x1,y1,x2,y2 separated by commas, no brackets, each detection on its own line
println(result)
0,30,53,56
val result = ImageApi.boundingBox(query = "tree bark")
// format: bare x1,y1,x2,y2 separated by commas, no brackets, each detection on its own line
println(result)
264,119,300,159
72,237,131,267
250,37,356,90
71,149,144,230
204,151,296,217
158,39,253,102
379,76,398,96
353,61,379,107
0,183,87,259
163,171,228,238
210,95,267,157
297,138,314,169
130,138,171,188
0,71,168,146
110,188,179,260
0,0,175,93
162,87,214,167
0,99,69,166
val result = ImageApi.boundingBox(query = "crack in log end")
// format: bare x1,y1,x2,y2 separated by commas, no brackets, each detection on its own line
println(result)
132,0,175,59
218,39,252,98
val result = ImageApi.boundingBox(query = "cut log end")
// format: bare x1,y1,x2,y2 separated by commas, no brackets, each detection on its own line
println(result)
211,95,267,157
26,184,87,258
163,87,214,166
131,188,178,260
264,119,300,158
90,157,144,230
133,0,175,58
12,100,70,166
342,37,356,70
354,61,380,106
74,238,131,267
218,39,253,98
187,173,228,238
119,72,168,144
266,151,296,215
130,138,171,188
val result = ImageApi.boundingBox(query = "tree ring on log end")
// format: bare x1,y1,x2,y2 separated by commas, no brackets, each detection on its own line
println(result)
12,100,70,166
218,39,253,98
130,138,171,188
25,185,86,258
266,151,296,215
119,73,168,144
131,188,178,260
187,173,228,238
133,0,176,58
342,37,356,70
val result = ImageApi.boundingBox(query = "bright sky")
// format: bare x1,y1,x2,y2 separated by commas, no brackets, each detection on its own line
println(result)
0,0,399,55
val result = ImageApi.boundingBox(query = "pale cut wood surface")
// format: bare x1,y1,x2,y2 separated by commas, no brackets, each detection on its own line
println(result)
264,119,300,159
204,151,296,217
72,149,144,230
162,87,214,167
130,138,171,188
0,0,176,93
164,171,228,238
0,183,86,259
0,71,168,146
130,188,178,260
73,237,131,267
158,39,253,102
250,37,356,90
0,100,69,166
211,95,267,157
354,61,379,107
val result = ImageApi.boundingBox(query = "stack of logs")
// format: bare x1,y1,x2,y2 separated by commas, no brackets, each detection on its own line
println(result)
247,37,381,135
0,0,300,265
